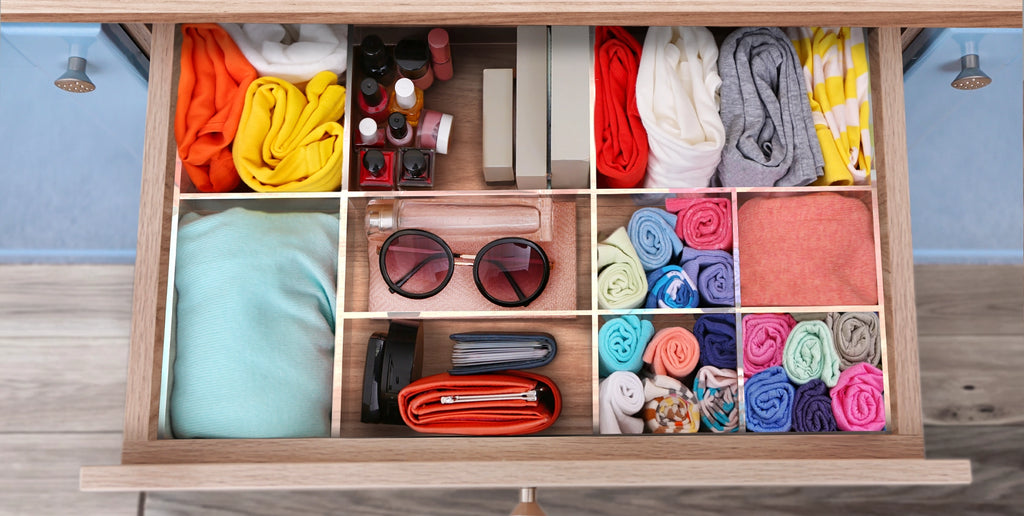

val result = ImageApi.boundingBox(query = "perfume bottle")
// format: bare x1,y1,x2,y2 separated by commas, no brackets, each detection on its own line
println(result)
365,197,551,237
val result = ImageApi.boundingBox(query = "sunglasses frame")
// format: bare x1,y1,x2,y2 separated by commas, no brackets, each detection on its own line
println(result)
378,229,551,308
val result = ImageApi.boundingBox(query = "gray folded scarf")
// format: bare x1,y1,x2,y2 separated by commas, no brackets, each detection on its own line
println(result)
830,312,881,369
715,27,823,187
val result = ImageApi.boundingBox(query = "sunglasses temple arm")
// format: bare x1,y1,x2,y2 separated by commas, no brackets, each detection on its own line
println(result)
485,259,528,302
392,253,449,290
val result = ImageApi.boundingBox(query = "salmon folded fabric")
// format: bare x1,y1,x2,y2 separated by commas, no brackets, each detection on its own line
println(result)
594,27,648,188
665,197,733,251
642,326,700,379
742,313,797,378
783,320,841,387
831,362,885,431
737,193,878,306
643,375,701,433
234,70,346,192
175,24,258,193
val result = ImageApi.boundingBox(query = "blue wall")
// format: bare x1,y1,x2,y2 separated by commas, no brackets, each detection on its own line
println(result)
0,23,147,263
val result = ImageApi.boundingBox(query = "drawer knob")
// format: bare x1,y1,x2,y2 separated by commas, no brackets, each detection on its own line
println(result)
509,487,547,516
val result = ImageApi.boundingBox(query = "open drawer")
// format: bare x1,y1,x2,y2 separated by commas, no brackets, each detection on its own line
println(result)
79,20,974,490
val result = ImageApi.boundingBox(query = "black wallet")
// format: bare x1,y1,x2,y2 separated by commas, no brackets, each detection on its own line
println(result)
448,332,557,375
361,320,423,424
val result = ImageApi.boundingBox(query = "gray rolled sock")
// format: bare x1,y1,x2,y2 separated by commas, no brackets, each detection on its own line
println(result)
715,27,824,187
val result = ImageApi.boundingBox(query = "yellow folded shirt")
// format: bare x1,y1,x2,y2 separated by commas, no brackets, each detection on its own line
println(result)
234,71,346,192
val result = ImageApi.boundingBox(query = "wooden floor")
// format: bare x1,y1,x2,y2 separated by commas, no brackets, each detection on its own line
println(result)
1,264,1021,515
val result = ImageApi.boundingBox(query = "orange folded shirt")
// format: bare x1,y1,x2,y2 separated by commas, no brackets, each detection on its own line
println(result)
175,24,257,193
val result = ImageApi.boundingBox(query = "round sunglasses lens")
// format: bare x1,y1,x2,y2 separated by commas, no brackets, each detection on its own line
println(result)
383,233,451,295
476,242,546,305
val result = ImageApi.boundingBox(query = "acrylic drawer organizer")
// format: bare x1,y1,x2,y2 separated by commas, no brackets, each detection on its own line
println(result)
76,21,977,491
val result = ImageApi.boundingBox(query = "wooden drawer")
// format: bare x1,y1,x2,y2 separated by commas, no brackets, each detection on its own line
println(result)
56,6,1023,490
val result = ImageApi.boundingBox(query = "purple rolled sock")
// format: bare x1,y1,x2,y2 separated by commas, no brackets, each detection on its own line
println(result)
792,379,838,432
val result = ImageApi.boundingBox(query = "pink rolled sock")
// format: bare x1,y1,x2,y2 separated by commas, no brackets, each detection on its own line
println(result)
742,313,797,378
830,362,885,431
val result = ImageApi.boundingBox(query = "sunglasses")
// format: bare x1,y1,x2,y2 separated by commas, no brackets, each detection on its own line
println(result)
378,229,551,307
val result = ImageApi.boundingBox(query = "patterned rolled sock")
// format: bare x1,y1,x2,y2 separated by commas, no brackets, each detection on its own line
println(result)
694,366,738,433
643,375,701,433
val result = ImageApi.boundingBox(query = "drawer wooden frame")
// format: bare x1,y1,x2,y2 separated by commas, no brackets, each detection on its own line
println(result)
47,8,1013,488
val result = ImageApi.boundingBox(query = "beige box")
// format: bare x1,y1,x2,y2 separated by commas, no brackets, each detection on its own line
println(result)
482,68,515,183
550,26,591,189
515,25,549,190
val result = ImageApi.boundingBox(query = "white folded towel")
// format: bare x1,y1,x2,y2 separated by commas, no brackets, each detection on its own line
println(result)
220,24,348,83
598,371,645,434
635,27,725,188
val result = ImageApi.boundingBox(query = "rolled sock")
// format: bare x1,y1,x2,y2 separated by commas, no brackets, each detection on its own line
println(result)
783,320,841,387
597,227,649,309
643,375,701,433
594,26,649,188
598,315,656,377
694,313,736,369
234,71,346,192
635,26,725,188
175,24,258,193
680,247,735,306
742,313,797,378
171,207,338,438
627,207,683,271
598,371,645,434
220,23,348,83
693,366,739,433
792,379,838,432
644,266,699,309
792,312,832,322
830,312,881,369
715,27,824,187
786,27,872,186
831,363,885,431
665,197,733,251
745,366,795,433
642,327,700,379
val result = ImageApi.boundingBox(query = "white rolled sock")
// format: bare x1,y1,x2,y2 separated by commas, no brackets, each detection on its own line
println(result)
221,23,348,83
599,371,645,434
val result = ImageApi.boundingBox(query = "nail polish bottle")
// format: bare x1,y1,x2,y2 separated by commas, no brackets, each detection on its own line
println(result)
428,28,453,81
358,148,396,190
360,34,391,80
387,78,424,128
394,38,434,90
386,112,414,147
358,78,389,123
357,117,384,147
397,148,434,188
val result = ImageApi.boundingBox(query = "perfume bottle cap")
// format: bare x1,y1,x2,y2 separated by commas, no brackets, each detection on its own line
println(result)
388,112,408,139
428,28,450,63
402,149,427,178
394,78,417,109
366,202,396,232
362,149,386,177
360,78,383,105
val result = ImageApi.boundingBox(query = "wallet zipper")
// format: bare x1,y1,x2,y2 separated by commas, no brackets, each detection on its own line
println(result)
440,389,538,404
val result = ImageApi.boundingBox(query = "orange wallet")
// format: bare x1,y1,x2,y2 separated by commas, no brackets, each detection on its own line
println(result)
397,371,561,436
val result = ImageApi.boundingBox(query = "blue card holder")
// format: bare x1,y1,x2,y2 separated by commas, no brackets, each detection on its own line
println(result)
448,332,557,375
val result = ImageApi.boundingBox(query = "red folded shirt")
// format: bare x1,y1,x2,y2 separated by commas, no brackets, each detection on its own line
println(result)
594,26,648,189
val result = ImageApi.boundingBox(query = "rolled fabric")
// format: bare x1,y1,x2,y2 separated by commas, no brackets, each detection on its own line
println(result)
598,371,645,434
175,24,258,193
693,313,736,369
787,27,872,186
598,315,656,377
715,27,824,187
792,379,838,432
642,327,700,379
643,375,701,433
792,312,833,322
594,26,649,188
627,207,683,271
693,366,739,433
830,312,881,369
635,26,725,188
233,71,346,192
665,197,733,251
745,366,794,433
737,193,879,306
221,24,348,83
831,363,885,431
742,313,797,378
783,321,841,387
680,247,735,306
597,227,648,309
644,266,699,309
171,207,338,438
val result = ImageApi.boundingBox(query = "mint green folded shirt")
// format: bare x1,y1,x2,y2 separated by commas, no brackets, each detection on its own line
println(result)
171,207,338,438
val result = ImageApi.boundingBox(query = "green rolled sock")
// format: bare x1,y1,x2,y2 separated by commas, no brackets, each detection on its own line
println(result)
782,320,841,387
597,226,648,309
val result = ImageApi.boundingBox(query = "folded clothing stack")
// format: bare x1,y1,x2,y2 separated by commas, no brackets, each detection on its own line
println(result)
171,207,338,438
